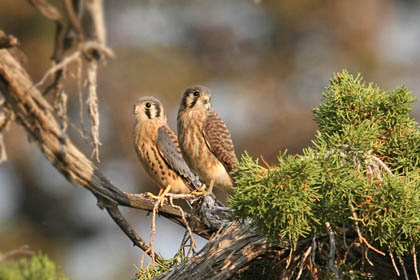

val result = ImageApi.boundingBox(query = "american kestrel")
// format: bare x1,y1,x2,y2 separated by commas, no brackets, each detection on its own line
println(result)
177,86,237,194
133,96,202,198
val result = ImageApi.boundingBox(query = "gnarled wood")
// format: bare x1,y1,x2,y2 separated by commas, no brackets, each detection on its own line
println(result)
155,221,273,280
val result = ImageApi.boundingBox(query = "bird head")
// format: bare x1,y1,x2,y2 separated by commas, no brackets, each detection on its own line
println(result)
134,96,166,122
179,85,212,112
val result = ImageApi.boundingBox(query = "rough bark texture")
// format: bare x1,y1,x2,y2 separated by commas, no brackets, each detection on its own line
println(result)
155,221,272,280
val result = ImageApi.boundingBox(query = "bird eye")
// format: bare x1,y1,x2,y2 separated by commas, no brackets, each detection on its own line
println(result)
193,91,200,97
145,102,152,108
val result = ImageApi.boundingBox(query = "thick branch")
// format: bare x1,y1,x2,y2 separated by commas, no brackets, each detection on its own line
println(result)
155,221,273,280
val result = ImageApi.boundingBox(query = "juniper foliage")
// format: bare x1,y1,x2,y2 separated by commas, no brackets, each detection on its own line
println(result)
230,71,420,272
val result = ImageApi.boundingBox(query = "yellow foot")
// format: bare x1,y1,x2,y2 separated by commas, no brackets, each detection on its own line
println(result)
146,192,162,200
191,179,215,198
147,185,172,207
207,179,215,196
191,184,207,196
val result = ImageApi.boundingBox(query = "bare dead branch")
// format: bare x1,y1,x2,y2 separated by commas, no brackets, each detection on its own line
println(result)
0,245,34,264
86,0,106,44
86,59,101,161
64,0,84,41
414,245,420,280
155,221,273,280
349,202,386,256
169,196,195,257
398,255,409,280
296,245,312,280
370,155,394,176
35,50,82,90
106,205,162,263
325,222,339,279
0,96,13,164
27,0,62,21
389,250,400,277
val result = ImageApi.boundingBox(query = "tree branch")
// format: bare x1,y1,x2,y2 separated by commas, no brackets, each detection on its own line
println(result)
155,221,274,280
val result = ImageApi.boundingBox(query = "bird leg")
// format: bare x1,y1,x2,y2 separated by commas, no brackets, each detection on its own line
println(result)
147,185,172,207
191,179,215,198
207,179,215,195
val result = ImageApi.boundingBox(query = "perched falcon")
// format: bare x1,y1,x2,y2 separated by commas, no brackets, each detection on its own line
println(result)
133,96,202,197
177,86,237,194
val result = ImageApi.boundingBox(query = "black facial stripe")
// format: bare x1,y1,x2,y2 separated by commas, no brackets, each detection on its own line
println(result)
182,93,188,108
190,95,199,108
145,108,151,119
155,103,161,118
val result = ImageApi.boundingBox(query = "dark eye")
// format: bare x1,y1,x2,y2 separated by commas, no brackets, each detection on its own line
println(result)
145,102,152,108
193,91,200,97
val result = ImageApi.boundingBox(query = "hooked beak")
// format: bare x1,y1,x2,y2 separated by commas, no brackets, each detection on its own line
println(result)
134,104,139,115
200,94,211,105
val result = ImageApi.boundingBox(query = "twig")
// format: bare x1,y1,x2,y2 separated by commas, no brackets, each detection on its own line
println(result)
296,245,312,280
0,98,12,163
364,246,374,266
86,59,101,162
260,155,271,169
285,244,293,269
140,248,151,269
140,198,160,268
106,205,162,263
146,199,160,265
342,239,356,264
33,51,82,90
169,196,195,257
389,250,400,277
55,89,68,131
86,0,106,44
27,0,62,21
349,202,386,256
371,155,394,176
76,57,87,137
413,245,420,280
325,222,339,279
64,0,84,41
0,245,34,264
398,255,408,280
28,0,67,97
311,235,318,268
0,134,6,163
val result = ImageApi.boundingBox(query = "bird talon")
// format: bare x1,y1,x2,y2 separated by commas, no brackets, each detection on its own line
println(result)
146,192,161,200
146,185,172,207
191,184,207,196
191,179,215,198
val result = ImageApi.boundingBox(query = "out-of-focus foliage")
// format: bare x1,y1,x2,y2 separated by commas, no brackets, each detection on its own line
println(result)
230,71,420,259
0,253,68,280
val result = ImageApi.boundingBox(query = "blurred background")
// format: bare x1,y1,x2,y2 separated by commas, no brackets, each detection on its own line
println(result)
1,0,420,279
